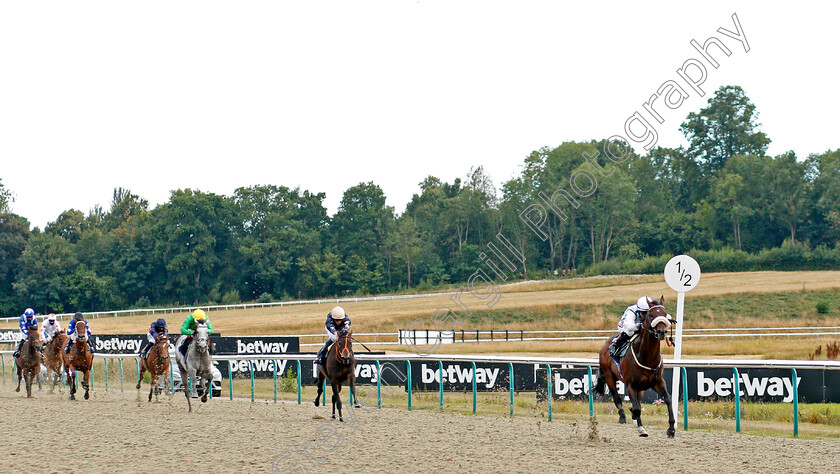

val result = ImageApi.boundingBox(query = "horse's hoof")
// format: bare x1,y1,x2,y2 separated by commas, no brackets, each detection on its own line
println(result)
84,392,89,400
69,396,76,401
618,418,626,425
354,404,362,409
136,383,141,390
331,415,336,420
667,428,675,438
339,418,344,423
15,388,19,393
201,395,208,403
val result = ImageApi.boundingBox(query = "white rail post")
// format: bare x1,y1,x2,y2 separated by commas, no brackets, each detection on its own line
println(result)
664,255,701,422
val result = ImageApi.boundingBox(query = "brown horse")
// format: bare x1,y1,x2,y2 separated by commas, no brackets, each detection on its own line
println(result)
137,336,171,401
44,331,68,393
314,328,359,421
595,296,676,437
15,329,43,397
63,321,94,401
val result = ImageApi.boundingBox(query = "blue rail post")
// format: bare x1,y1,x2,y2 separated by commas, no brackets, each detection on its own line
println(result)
407,361,412,411
273,359,277,403
587,365,594,417
471,361,477,414
733,367,741,433
509,362,514,418
681,367,688,431
792,368,799,437
2,353,6,383
322,379,326,406
119,358,124,392
296,360,302,405
439,361,444,412
135,358,139,386
250,361,255,402
104,358,108,391
169,360,175,394
90,362,94,389
376,360,382,409
228,360,233,401
546,364,552,422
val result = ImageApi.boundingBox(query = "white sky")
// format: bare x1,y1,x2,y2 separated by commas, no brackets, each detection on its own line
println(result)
1,1,838,228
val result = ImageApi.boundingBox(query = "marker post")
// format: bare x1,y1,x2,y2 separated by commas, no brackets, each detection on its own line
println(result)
664,255,701,423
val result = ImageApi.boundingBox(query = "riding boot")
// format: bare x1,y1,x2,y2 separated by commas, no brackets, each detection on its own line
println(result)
65,340,72,354
610,332,630,366
88,341,95,353
13,339,23,357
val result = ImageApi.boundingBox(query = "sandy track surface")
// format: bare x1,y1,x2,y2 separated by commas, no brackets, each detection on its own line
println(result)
1,386,836,473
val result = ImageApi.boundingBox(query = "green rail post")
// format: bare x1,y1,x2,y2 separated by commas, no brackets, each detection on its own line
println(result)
250,361,255,402
681,367,688,431
273,359,277,403
119,358,124,392
170,360,175,394
509,362,514,417
546,364,552,422
135,358,139,386
296,360,302,405
792,368,799,437
587,365,594,417
104,358,108,391
439,361,444,412
471,361,477,414
90,362,94,389
407,361,412,411
733,367,740,433
2,353,5,384
376,360,381,409
322,380,326,406
228,360,233,401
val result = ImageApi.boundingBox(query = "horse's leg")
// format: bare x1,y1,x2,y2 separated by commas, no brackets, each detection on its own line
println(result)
68,369,76,401
331,381,342,422
137,360,147,390
314,369,325,407
15,362,22,392
350,375,360,408
83,369,90,400
627,386,647,437
654,379,676,438
201,371,211,403
599,367,626,424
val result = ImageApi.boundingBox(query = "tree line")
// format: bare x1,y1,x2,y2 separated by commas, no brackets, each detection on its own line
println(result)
1,85,838,314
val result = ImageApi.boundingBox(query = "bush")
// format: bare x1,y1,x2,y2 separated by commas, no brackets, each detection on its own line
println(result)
816,301,831,314
134,296,151,308
221,289,241,305
279,368,297,393
256,292,274,304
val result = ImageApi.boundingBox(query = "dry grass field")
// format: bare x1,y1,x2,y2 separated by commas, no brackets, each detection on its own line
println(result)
3,271,838,359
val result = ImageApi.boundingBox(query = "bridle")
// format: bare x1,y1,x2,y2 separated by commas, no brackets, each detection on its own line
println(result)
334,331,353,365
630,304,674,372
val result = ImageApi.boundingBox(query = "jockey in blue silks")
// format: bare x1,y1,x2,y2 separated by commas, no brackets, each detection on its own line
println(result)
13,308,38,357
65,312,95,354
315,306,351,365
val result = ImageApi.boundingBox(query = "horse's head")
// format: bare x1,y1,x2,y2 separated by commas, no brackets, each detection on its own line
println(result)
644,295,671,341
194,323,209,353
336,329,353,365
76,321,87,343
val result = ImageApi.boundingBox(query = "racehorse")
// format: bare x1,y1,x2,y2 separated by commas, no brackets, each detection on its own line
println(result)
175,322,213,412
63,321,94,401
595,296,676,437
314,328,359,421
137,335,171,402
15,328,43,397
44,331,68,393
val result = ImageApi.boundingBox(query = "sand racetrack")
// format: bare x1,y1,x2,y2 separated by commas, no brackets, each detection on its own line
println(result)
1,386,837,473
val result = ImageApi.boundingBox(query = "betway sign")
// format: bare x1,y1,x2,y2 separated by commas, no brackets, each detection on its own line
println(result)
542,366,837,403
0,330,24,343
215,336,300,377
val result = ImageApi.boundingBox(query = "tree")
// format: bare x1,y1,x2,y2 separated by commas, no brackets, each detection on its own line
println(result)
13,233,78,312
45,209,86,243
103,188,149,231
765,152,811,243
389,217,425,286
680,85,771,175
0,213,30,313
0,179,12,214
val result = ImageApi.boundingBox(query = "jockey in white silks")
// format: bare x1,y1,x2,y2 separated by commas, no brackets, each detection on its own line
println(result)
609,296,652,365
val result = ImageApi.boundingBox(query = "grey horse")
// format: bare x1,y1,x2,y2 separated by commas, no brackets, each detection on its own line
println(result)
175,323,213,412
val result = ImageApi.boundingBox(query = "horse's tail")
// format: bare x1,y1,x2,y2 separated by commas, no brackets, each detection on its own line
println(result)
593,367,606,395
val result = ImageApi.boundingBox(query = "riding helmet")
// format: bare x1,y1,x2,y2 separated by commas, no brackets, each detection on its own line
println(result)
24,308,35,318
155,318,167,328
331,306,345,319
636,296,651,311
193,309,206,321
48,313,56,321
74,312,84,321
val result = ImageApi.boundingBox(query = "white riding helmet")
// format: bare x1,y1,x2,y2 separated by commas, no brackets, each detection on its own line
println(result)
331,306,346,319
636,296,651,311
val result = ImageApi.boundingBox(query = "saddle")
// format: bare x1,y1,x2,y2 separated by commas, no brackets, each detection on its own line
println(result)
610,334,635,359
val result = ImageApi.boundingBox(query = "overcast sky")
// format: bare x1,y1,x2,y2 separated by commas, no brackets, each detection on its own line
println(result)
1,2,837,228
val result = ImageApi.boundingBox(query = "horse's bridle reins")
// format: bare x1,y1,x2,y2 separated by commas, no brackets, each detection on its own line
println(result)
630,304,674,372
334,333,351,363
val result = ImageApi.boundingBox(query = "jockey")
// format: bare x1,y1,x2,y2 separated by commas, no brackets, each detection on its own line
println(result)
179,309,213,356
139,318,169,359
609,296,651,365
13,308,38,357
315,306,351,365
65,312,95,354
41,313,62,344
